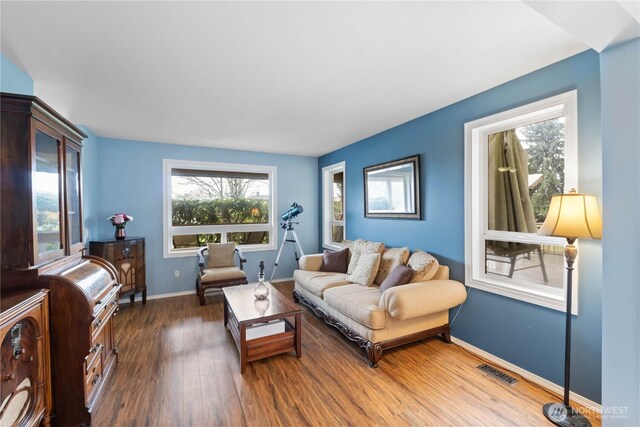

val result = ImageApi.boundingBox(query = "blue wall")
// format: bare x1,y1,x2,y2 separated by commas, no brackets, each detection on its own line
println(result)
92,137,318,296
601,38,640,426
0,53,33,95
318,50,603,402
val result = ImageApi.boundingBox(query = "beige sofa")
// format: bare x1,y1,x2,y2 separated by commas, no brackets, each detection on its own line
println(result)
292,246,467,367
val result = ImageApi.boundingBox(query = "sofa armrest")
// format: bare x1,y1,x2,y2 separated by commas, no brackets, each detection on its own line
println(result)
298,254,324,271
379,280,467,321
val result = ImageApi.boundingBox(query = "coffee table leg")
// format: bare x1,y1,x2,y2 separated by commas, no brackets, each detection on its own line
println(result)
223,295,228,326
240,323,247,373
295,313,302,358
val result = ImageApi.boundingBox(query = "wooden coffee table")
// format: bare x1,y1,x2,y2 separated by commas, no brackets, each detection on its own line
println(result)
223,282,302,373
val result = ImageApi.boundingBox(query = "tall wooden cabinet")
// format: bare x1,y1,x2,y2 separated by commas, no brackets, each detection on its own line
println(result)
1,93,86,276
1,92,120,426
90,237,147,304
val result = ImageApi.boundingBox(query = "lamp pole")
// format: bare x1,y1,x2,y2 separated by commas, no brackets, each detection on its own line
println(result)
539,189,601,427
562,239,576,407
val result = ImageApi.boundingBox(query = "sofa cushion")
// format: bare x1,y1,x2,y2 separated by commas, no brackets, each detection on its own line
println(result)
374,247,410,285
346,252,381,287
299,254,324,271
207,243,236,268
380,265,414,292
347,239,385,275
407,250,440,283
324,284,386,329
293,270,349,298
320,247,349,273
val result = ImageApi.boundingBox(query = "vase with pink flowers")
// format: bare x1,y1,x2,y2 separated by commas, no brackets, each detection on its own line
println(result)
107,213,134,240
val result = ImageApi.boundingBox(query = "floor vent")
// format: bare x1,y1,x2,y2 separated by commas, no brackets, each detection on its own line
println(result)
477,364,517,385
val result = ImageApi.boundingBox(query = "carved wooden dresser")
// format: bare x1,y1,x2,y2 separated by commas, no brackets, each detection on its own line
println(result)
0,289,52,427
89,237,147,304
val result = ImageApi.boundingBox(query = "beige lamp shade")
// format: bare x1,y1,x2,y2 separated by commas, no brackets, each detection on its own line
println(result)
538,189,602,239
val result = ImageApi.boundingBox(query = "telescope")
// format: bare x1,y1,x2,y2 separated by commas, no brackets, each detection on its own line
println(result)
272,203,305,280
281,203,303,225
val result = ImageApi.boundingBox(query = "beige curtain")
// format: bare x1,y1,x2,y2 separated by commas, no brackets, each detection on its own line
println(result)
487,130,537,252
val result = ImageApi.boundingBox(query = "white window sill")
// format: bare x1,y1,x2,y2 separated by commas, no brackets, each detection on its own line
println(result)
322,243,342,252
164,243,277,259
466,275,576,314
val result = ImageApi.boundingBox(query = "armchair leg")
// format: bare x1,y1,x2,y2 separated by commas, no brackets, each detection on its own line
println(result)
196,278,205,306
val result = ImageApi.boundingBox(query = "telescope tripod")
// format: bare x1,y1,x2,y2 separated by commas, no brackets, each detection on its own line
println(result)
270,221,305,281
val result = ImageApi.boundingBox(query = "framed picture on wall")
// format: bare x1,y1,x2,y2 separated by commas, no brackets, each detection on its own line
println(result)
363,154,421,219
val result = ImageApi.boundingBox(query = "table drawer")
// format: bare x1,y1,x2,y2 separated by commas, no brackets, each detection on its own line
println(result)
84,355,103,404
92,296,118,338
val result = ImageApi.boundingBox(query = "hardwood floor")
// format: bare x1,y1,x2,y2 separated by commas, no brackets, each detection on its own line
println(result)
93,281,600,426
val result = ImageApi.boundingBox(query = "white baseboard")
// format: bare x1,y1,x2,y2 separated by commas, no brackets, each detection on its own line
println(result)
119,280,294,304
119,289,195,304
451,336,601,412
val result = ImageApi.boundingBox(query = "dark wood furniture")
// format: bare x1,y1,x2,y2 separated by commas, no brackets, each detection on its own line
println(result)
196,246,248,306
1,93,86,277
223,283,302,373
90,237,147,304
1,93,121,426
46,254,121,426
0,289,52,427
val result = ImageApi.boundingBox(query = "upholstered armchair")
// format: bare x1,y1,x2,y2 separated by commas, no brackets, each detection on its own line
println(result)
196,243,248,305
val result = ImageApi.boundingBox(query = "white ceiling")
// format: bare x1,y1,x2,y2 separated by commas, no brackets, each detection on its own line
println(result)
0,1,597,156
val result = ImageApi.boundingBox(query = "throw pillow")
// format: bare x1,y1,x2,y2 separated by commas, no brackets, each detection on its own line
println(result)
207,243,237,268
407,250,440,283
320,247,349,273
374,247,410,285
380,265,414,292
346,239,385,275
340,239,354,264
346,253,381,287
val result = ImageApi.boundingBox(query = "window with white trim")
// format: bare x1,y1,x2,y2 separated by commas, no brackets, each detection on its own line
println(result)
322,162,345,249
163,159,277,257
464,91,578,313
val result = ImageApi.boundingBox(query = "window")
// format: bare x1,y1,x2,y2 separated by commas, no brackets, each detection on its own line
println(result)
322,162,345,249
464,91,578,313
163,159,277,257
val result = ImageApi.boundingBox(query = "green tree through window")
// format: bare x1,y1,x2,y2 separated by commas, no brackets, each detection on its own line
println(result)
519,118,565,223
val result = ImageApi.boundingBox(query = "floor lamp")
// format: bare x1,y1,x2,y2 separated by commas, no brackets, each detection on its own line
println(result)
538,189,602,427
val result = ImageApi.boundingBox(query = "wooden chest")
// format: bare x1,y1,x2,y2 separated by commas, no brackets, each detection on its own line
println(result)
89,237,147,304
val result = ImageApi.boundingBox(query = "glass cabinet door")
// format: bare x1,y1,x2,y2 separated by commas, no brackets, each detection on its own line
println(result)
65,144,82,249
34,130,64,260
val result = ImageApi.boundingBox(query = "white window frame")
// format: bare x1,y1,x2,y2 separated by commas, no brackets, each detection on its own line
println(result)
163,159,277,258
464,90,579,314
322,162,346,250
